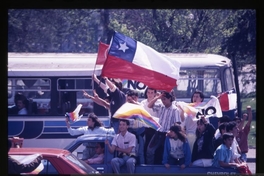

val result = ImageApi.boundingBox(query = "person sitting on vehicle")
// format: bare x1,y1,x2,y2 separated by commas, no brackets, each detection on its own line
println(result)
235,106,252,162
8,139,43,174
182,90,205,154
126,89,146,165
226,121,242,164
162,124,191,169
105,119,137,174
146,91,183,164
213,122,228,152
191,115,216,167
140,87,163,162
214,115,231,140
212,133,246,168
65,113,114,160
86,142,105,164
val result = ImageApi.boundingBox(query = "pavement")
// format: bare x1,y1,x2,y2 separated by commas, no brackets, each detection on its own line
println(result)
247,148,256,174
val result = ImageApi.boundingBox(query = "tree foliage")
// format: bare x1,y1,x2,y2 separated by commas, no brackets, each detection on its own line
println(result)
8,9,256,67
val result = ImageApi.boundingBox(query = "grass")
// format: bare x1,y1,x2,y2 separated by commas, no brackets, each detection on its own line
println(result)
247,120,256,148
240,97,256,148
241,97,256,112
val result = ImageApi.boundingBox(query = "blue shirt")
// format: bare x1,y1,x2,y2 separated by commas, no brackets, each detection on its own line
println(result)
212,144,232,167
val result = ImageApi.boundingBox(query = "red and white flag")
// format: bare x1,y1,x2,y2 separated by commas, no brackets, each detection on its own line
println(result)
101,31,180,91
96,41,109,65
218,88,237,111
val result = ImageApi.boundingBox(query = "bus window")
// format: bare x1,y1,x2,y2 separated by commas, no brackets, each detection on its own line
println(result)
8,78,51,115
175,69,222,100
57,78,94,115
8,79,12,99
224,68,234,91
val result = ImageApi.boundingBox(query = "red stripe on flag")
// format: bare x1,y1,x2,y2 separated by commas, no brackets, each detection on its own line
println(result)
96,42,109,65
219,93,229,111
102,55,177,91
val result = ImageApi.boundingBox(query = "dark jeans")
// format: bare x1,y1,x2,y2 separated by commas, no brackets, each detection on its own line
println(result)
168,157,185,166
129,127,145,164
111,119,119,134
146,131,166,164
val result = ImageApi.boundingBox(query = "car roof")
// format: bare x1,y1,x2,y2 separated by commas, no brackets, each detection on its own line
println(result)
9,148,70,156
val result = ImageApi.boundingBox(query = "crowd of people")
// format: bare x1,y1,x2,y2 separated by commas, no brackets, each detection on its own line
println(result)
8,75,253,174
76,75,253,174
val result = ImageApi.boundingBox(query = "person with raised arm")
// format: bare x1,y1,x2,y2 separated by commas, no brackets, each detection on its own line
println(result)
93,74,126,133
235,106,253,162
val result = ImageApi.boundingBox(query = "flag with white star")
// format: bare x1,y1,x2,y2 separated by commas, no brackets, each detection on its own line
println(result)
101,31,181,92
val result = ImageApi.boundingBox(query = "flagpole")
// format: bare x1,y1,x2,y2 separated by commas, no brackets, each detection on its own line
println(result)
92,41,101,90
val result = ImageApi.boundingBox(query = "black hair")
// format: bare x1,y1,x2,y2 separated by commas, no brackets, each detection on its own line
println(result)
162,91,175,102
8,139,12,152
109,78,123,90
219,122,228,135
233,117,241,122
126,89,139,97
120,119,130,126
97,142,105,149
191,90,204,103
144,87,157,99
219,115,231,124
195,118,209,137
226,121,237,132
222,132,234,141
169,124,187,142
88,113,104,127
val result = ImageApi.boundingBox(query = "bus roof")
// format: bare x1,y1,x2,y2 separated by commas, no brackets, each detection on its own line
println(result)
8,52,231,77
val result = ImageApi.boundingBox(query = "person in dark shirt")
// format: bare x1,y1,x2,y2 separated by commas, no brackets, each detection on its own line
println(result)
8,139,43,174
213,122,228,152
93,74,126,134
191,116,216,167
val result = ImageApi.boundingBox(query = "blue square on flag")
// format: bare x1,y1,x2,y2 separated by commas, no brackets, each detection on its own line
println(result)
109,32,136,63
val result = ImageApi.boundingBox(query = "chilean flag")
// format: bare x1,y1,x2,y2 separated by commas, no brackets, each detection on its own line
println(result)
101,32,180,92
96,41,109,65
218,88,237,111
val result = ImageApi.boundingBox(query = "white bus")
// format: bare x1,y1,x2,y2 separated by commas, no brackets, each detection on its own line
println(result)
8,52,238,148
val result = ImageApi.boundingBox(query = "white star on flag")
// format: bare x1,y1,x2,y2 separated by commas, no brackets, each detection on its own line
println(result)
118,42,129,52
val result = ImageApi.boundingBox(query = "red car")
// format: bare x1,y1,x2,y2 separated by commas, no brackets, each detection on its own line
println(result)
9,147,100,175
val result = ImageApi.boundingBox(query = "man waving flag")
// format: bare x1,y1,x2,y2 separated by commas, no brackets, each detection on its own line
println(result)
101,31,181,91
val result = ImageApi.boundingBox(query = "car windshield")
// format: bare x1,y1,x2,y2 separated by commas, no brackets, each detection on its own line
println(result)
65,153,99,174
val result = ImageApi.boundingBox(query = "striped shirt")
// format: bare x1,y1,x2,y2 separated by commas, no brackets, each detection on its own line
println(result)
156,104,181,132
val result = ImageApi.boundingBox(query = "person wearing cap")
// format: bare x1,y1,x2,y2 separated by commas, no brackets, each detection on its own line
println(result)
162,124,191,169
146,91,183,164
235,106,252,162
93,74,126,134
